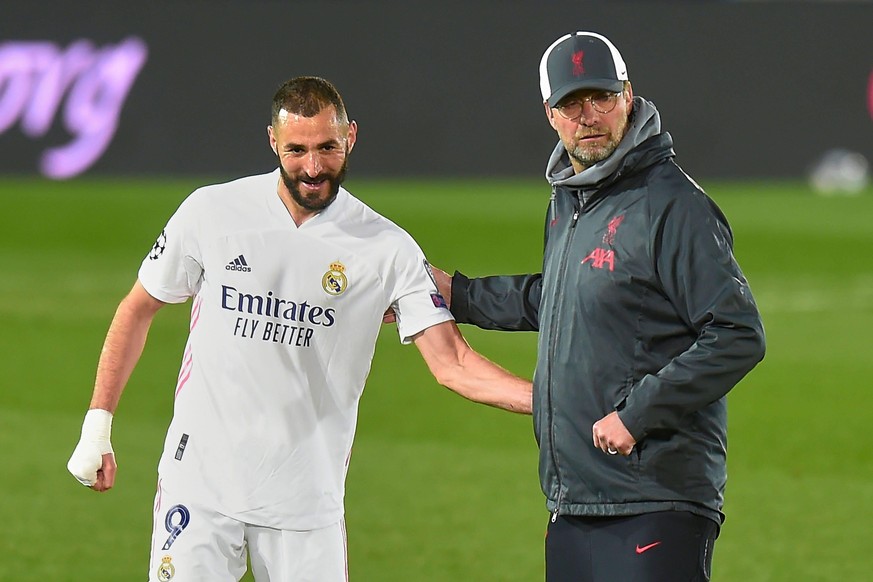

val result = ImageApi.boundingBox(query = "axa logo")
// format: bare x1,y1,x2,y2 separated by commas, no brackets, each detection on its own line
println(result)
582,248,615,271
582,213,623,272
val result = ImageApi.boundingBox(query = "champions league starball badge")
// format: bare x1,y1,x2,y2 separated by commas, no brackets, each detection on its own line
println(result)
148,229,167,260
322,261,348,296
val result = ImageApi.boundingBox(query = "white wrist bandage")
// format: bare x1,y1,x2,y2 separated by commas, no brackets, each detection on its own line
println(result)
67,409,114,486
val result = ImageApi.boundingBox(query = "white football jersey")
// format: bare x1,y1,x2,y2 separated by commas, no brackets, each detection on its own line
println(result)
138,169,453,530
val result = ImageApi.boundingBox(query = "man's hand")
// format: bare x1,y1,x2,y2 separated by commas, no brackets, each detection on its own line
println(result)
67,409,117,492
592,411,636,456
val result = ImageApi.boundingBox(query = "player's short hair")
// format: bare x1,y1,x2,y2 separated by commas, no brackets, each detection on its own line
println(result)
271,76,348,126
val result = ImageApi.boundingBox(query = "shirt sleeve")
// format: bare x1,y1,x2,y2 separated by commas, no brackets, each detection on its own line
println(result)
389,239,454,345
137,194,204,304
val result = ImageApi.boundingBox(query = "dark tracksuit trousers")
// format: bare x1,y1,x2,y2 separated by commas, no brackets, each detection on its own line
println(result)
546,511,718,582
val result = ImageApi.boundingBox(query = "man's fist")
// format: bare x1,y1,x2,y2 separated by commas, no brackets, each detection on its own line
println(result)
67,409,115,490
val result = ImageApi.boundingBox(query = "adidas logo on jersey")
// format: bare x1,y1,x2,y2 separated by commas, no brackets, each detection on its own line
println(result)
226,254,252,272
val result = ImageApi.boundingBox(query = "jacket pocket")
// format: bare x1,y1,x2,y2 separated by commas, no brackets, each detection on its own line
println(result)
613,391,643,476
611,374,635,411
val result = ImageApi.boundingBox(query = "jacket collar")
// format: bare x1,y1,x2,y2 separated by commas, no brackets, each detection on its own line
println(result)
546,96,674,197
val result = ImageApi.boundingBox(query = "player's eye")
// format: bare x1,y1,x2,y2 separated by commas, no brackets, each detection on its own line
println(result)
556,102,583,120
591,92,612,104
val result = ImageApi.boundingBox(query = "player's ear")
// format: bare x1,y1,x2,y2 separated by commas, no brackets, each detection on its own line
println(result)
267,125,278,156
544,101,558,130
345,120,358,154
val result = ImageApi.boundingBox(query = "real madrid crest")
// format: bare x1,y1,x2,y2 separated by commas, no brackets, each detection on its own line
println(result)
322,261,348,296
157,555,175,581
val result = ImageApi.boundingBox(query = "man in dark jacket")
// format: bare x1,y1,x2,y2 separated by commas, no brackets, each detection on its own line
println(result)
433,31,766,581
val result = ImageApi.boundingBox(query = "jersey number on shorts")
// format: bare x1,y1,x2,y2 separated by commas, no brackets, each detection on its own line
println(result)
162,504,191,550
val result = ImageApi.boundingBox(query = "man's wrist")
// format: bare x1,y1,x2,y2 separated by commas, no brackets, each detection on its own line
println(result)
81,408,114,453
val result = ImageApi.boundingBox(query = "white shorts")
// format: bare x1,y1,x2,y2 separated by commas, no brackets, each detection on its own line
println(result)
148,481,349,581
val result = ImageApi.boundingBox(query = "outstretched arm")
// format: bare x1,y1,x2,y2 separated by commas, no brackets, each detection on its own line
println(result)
67,280,165,492
411,320,532,414
430,266,542,331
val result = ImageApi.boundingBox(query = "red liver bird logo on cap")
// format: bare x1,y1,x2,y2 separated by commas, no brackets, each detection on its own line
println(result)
572,51,585,76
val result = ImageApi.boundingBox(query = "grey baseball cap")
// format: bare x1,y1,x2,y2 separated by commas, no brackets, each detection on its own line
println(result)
539,32,629,107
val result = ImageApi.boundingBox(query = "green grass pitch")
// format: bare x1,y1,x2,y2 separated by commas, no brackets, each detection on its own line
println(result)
1,176,871,581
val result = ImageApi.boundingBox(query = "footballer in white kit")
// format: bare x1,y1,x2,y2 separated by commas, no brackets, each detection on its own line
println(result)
68,76,531,582
141,171,455,575
143,169,452,524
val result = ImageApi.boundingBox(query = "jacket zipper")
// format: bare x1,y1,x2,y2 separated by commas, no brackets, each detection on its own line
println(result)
546,192,582,522
549,189,557,225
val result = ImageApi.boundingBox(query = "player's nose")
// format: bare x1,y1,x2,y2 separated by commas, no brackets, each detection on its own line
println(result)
577,102,599,125
303,152,323,176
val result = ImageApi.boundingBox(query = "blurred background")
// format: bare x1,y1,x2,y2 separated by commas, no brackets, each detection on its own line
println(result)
1,0,871,182
1,1,871,580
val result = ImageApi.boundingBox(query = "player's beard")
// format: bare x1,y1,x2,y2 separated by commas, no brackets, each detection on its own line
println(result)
567,115,630,169
279,156,349,213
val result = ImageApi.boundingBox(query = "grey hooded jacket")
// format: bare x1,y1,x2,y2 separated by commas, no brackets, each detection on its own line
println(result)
451,97,765,525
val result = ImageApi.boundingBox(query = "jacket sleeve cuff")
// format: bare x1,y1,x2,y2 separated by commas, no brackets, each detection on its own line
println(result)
617,409,646,442
450,271,472,324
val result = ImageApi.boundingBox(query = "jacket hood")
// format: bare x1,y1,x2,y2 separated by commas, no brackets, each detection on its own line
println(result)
545,96,670,191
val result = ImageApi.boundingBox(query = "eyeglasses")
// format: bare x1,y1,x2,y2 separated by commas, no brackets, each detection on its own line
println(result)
555,91,622,119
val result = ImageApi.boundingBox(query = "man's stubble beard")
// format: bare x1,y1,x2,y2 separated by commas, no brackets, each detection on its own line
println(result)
279,156,349,212
569,114,630,169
